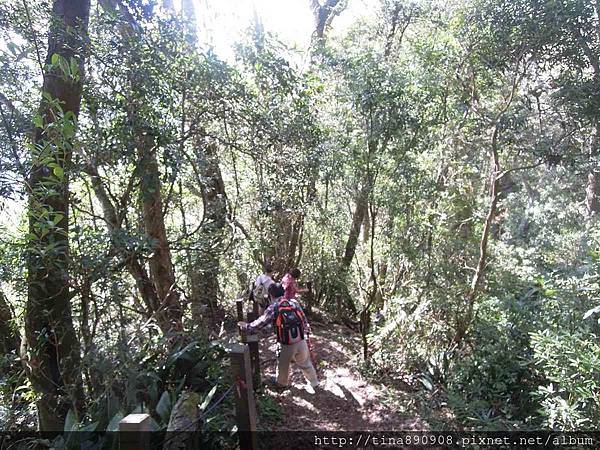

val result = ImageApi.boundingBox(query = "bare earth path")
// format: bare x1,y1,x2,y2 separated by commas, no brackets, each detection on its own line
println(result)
256,322,428,431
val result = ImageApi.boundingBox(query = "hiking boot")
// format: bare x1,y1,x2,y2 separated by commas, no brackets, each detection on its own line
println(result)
305,381,321,395
266,376,288,391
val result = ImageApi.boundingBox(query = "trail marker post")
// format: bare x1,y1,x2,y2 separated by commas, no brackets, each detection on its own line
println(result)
229,344,258,450
236,298,246,340
119,413,151,450
243,309,261,390
245,334,261,390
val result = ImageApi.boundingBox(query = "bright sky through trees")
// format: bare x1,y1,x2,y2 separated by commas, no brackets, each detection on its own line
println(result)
189,0,375,61
3,0,599,437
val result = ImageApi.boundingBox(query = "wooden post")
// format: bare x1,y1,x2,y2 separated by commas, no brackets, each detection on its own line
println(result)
245,334,261,390
119,413,151,450
241,310,260,388
245,310,257,342
236,298,244,321
252,299,259,316
229,344,258,450
236,298,246,340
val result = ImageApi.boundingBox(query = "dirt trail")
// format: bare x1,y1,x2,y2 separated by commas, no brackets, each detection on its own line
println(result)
256,322,427,431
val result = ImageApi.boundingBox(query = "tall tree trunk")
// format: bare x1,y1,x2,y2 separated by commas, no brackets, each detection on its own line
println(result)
180,1,229,319
0,290,19,354
25,0,89,430
79,276,92,354
452,124,502,347
310,0,343,40
96,0,183,334
449,56,524,348
341,139,377,270
191,141,228,315
286,215,303,269
337,139,377,317
84,163,161,319
360,203,378,364
585,170,599,216
585,127,599,217
519,175,538,240
136,136,183,332
333,182,368,317
341,184,369,270
266,210,303,277
113,0,184,334
383,1,413,58
362,205,370,244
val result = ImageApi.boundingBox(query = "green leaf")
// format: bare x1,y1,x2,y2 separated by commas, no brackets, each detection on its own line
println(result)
418,375,433,391
64,409,77,432
62,120,75,138
79,421,98,432
33,115,43,129
107,411,125,432
7,42,19,56
147,416,160,431
51,53,59,66
199,385,217,412
52,213,65,225
13,384,31,393
58,57,69,77
168,340,199,365
156,391,172,423
69,57,79,79
583,305,600,320
588,250,600,260
53,166,64,179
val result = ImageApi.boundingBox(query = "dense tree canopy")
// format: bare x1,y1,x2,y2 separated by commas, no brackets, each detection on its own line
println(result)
1,0,599,442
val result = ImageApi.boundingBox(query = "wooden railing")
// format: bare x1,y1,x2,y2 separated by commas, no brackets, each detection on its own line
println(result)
118,298,261,450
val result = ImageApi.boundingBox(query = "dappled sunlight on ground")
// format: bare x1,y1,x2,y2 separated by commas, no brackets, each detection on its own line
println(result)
256,322,429,431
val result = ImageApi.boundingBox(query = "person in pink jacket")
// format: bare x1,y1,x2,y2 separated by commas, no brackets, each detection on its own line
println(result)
238,283,319,390
281,268,308,300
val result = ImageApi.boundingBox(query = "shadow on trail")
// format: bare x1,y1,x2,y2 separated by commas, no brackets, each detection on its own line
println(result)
257,322,428,431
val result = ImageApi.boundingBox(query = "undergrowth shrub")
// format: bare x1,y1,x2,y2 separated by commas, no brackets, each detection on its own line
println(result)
531,330,600,430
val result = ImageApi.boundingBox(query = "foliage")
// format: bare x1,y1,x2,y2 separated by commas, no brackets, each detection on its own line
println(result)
1,0,600,435
531,330,600,429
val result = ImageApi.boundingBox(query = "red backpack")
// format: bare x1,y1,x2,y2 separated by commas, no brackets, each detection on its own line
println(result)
273,299,305,345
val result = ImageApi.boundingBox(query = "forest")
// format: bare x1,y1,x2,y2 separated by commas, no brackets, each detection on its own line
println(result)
0,0,599,448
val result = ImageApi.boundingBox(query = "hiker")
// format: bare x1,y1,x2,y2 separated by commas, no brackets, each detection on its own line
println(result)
252,262,274,314
238,283,319,390
281,267,308,300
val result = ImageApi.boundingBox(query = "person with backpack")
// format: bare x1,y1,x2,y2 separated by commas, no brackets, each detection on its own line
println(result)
252,262,274,313
238,283,319,391
281,267,308,300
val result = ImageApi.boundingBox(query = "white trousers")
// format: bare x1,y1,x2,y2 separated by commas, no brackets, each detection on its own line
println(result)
276,339,318,387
